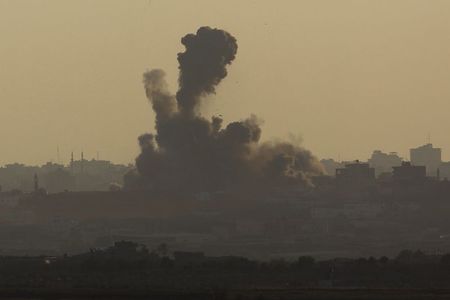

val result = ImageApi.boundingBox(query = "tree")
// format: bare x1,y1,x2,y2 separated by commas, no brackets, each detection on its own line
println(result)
441,253,450,267
297,256,315,269
156,243,168,256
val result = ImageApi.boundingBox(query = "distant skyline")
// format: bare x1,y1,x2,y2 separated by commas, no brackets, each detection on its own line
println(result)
1,0,450,165
1,143,443,167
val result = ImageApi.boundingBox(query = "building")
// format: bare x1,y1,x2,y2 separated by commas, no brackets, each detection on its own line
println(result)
392,162,426,184
336,161,375,185
0,159,130,193
410,144,441,177
368,150,402,177
439,162,450,181
320,159,344,177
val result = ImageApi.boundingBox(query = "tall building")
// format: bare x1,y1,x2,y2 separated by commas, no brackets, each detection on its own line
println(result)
410,144,441,176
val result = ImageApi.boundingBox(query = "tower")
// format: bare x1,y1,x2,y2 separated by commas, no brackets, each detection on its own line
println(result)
34,173,39,192
81,151,84,173
70,152,74,173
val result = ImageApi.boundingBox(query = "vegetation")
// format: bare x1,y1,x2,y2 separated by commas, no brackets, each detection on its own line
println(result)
0,242,449,294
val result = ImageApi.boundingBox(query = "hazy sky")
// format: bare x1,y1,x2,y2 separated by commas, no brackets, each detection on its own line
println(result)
1,0,450,165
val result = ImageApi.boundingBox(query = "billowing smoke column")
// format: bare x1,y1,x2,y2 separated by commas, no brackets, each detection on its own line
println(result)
131,26,323,192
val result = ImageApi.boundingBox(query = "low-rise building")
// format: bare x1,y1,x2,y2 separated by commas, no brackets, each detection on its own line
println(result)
336,161,375,186
392,162,426,184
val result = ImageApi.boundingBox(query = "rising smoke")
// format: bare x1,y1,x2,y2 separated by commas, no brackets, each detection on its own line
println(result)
130,26,323,192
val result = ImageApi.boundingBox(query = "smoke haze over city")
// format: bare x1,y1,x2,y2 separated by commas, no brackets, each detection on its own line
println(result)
2,1,450,165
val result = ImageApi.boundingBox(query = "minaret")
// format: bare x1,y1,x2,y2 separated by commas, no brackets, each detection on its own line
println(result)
81,151,84,173
70,152,74,173
34,173,39,192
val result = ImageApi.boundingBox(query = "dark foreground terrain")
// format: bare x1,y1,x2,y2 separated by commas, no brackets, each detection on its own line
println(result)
1,288,450,300
0,242,450,299
1,242,450,299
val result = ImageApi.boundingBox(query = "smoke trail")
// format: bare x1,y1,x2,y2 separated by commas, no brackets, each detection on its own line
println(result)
130,26,323,192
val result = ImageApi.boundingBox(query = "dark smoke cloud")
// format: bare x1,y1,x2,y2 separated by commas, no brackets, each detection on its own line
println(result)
177,26,237,116
130,26,323,192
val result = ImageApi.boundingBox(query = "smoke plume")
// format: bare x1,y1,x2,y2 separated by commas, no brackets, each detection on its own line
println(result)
131,26,323,192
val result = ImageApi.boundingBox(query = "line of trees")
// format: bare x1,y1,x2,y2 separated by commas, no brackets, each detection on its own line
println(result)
0,242,449,290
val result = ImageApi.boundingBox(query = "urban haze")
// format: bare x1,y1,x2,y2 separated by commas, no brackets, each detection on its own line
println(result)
1,1,450,299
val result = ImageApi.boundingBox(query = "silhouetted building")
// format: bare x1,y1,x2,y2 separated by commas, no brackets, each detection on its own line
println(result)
410,144,441,176
0,160,130,193
439,162,450,181
70,159,130,191
320,159,344,177
336,161,375,185
368,150,402,177
43,168,75,192
392,161,426,184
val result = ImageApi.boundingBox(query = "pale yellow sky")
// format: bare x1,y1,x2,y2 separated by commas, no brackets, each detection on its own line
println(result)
1,0,450,165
